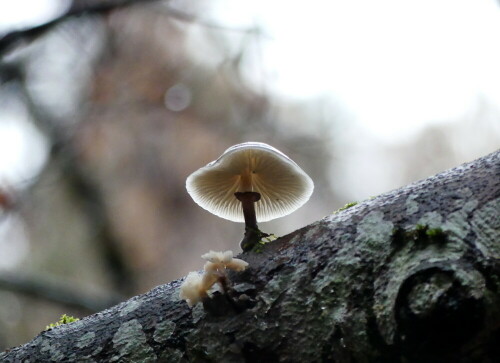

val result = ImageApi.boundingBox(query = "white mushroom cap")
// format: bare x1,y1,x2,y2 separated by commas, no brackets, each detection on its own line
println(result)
186,142,314,222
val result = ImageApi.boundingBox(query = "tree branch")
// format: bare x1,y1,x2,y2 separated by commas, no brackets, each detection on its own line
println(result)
0,273,123,313
0,0,157,55
1,150,499,361
0,0,260,56
3,61,137,295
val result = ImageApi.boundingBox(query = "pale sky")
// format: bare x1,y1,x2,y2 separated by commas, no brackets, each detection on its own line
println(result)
210,0,500,141
0,0,69,34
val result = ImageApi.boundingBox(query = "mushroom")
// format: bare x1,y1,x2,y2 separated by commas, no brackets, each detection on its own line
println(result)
179,250,249,307
186,142,314,250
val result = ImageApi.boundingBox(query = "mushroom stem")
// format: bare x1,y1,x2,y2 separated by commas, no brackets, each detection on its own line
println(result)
235,191,260,229
234,191,265,251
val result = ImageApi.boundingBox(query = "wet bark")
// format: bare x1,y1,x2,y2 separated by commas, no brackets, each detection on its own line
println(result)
1,150,499,362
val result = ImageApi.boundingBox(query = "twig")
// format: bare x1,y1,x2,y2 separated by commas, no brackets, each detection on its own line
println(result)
0,0,266,57
0,272,123,313
160,4,266,35
0,0,158,55
5,62,137,296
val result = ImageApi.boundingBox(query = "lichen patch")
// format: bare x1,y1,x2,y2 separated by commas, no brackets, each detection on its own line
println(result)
39,338,64,361
405,195,419,215
259,272,293,309
110,319,156,362
443,199,478,239
417,212,443,229
191,303,205,323
303,223,323,241
119,298,143,317
75,331,96,349
170,286,182,303
356,211,394,250
470,199,500,259
153,320,176,343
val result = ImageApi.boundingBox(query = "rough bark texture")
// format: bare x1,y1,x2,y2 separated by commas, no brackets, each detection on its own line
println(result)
1,150,499,362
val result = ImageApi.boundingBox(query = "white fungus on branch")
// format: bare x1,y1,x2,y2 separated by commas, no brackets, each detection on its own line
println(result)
202,250,249,272
186,142,314,250
179,250,249,307
178,272,207,308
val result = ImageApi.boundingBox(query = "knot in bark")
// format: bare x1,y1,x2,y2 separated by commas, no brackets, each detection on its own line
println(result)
394,262,486,360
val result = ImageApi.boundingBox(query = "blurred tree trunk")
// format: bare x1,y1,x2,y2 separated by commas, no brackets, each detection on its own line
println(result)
1,150,499,362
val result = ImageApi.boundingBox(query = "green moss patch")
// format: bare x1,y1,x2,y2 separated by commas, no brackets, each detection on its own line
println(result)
333,201,358,214
45,314,80,330
392,224,447,249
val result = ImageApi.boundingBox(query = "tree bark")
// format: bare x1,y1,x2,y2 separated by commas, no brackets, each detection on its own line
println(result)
1,150,499,362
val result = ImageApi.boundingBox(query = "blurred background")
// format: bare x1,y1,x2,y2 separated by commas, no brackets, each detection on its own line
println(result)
0,0,499,349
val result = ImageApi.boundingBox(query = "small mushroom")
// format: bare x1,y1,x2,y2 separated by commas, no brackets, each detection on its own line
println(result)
186,142,314,250
179,250,249,307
